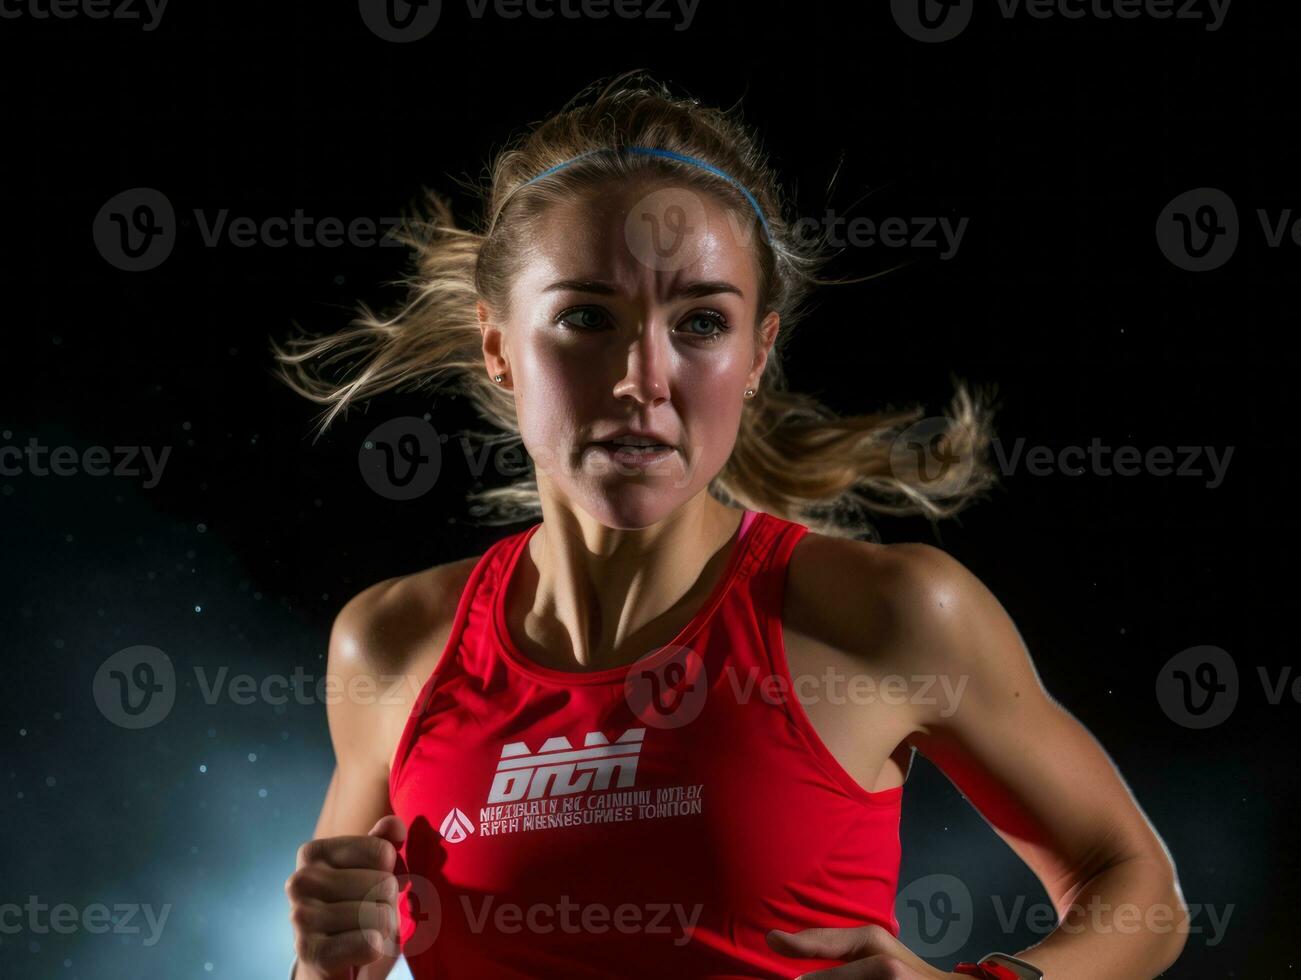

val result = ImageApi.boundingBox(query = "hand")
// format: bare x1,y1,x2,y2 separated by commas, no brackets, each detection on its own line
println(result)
767,923,960,979
285,815,408,980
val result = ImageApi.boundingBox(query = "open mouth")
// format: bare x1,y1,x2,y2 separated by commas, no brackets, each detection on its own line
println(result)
589,440,677,466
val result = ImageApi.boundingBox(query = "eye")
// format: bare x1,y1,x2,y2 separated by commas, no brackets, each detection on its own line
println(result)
677,310,729,342
556,306,610,331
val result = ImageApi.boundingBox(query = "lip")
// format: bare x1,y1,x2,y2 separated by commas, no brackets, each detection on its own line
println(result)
588,443,677,469
584,427,680,472
588,427,677,449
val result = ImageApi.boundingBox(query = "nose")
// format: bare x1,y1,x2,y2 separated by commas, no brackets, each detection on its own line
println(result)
611,321,670,407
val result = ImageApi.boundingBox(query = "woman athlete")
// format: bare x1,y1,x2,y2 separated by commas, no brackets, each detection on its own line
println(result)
274,73,1188,980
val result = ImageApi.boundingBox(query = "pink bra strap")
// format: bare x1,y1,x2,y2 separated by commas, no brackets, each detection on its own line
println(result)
738,508,758,541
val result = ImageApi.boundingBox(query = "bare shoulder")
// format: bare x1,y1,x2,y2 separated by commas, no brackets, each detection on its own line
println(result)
787,529,1044,736
302,554,482,836
330,554,482,677
324,554,482,772
785,530,971,663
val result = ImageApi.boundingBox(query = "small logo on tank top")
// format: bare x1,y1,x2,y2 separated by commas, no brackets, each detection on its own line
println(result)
487,728,646,803
440,806,476,844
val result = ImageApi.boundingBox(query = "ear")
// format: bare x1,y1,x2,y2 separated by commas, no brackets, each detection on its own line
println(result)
748,311,781,389
477,300,510,385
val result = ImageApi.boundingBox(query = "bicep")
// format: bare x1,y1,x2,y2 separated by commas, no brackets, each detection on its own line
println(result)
891,545,1174,908
316,587,403,837
304,592,409,980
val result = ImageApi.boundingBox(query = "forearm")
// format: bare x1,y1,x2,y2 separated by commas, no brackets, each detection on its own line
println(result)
1010,856,1189,980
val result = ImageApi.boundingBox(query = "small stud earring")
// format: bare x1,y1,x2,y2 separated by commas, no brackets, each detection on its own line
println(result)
744,387,756,398
493,374,505,383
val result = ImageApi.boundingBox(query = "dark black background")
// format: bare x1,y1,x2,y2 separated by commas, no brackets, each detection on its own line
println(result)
0,1,1293,977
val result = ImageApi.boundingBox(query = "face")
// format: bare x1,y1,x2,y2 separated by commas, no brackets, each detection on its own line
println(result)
479,179,780,530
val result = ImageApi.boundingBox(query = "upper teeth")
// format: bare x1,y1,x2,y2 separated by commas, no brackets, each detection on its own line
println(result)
613,436,660,447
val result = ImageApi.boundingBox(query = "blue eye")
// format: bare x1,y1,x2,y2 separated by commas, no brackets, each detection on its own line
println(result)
554,306,729,341
678,310,728,341
556,307,609,331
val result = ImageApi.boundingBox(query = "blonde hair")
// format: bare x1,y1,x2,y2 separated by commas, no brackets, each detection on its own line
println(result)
270,71,1001,540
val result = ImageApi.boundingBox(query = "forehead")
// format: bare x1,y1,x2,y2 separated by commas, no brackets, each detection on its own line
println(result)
512,180,763,301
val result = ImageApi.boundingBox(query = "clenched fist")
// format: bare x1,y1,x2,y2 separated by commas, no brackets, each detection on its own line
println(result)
285,815,408,980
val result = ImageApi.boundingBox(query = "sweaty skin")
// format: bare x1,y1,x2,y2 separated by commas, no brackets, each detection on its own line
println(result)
290,179,1187,980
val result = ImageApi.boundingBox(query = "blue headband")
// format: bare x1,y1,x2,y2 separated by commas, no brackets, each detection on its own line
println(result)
517,145,773,241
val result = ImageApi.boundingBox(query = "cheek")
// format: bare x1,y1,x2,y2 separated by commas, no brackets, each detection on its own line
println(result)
510,339,596,461
675,350,749,460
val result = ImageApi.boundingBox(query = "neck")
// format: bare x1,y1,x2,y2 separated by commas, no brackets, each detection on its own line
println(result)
514,491,746,672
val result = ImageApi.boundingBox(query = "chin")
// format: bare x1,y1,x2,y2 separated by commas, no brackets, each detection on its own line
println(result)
573,479,697,530
535,442,721,529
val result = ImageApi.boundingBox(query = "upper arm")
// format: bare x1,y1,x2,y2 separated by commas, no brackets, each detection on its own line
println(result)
312,557,477,840
296,581,406,980
302,561,473,980
310,579,404,841
860,541,1179,911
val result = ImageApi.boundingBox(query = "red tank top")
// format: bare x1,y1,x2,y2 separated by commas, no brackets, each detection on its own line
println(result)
388,509,904,979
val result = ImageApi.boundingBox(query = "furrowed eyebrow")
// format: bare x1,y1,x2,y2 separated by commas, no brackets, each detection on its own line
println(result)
674,280,745,300
542,279,619,295
542,279,745,300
